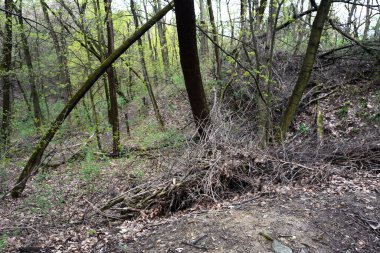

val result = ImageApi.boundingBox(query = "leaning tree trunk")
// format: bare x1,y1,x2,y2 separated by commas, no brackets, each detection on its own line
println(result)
1,0,13,151
11,2,174,198
280,0,333,138
174,0,210,136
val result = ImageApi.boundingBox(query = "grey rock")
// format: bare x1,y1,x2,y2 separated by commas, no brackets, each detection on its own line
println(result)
272,239,293,253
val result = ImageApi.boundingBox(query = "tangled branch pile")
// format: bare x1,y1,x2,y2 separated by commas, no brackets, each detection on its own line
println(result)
99,107,380,220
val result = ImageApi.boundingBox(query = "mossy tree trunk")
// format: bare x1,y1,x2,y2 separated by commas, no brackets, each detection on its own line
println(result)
174,0,210,136
1,0,13,151
279,0,333,138
11,2,174,198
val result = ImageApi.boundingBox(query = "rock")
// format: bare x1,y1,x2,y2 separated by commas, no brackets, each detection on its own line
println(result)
272,239,293,253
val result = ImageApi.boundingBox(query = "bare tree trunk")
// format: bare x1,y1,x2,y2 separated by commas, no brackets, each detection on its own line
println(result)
174,0,210,136
207,0,222,80
363,0,372,40
1,0,13,151
130,0,165,130
11,2,174,198
199,0,209,57
104,0,121,155
345,0,357,33
17,0,44,130
280,0,333,138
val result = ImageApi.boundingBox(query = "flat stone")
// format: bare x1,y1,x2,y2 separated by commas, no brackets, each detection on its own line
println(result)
272,239,293,253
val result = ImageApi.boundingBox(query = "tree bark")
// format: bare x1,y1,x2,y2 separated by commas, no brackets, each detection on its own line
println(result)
280,0,333,138
174,0,210,136
104,0,121,155
11,2,174,198
1,0,13,150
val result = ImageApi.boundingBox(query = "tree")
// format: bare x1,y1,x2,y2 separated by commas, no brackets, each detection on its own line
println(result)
40,0,72,103
130,0,165,130
1,0,13,151
104,0,121,155
280,0,333,138
206,0,221,80
17,0,44,130
11,2,175,198
174,0,210,136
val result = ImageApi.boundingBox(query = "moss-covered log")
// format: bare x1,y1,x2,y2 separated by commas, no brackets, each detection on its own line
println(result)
11,1,174,198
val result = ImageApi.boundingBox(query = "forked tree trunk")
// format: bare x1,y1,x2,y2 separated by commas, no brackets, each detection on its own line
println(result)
1,0,13,151
174,0,210,136
280,0,333,138
11,2,174,198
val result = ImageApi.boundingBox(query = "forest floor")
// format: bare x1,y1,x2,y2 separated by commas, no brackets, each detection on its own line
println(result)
1,167,379,253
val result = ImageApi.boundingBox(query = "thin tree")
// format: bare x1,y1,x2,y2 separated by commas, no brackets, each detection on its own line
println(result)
17,0,44,130
104,0,121,155
130,0,165,130
206,0,221,80
174,0,210,136
40,0,72,102
280,0,333,138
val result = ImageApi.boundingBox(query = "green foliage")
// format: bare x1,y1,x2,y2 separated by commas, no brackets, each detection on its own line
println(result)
80,150,102,182
27,183,53,214
336,103,350,119
298,123,310,135
134,120,185,148
0,234,7,252
87,229,97,237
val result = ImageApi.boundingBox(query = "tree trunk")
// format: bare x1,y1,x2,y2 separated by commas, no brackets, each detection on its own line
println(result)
104,0,121,155
280,0,332,138
1,0,13,151
206,0,221,80
363,0,371,40
11,2,174,198
199,0,209,57
40,0,72,103
174,0,210,136
153,0,170,79
130,0,165,130
17,0,44,130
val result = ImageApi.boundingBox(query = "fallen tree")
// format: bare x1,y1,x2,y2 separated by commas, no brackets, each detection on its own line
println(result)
10,1,174,198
